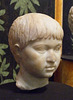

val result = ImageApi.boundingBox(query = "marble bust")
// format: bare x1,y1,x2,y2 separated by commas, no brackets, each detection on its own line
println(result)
68,6,73,34
8,13,63,90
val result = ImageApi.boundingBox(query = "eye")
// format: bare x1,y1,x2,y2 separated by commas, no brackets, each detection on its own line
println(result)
33,45,47,53
54,45,61,51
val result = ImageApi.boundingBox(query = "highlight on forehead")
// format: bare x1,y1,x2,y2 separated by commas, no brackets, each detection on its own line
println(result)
8,13,63,49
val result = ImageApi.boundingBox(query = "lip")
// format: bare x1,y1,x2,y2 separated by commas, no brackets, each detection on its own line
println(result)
45,66,55,71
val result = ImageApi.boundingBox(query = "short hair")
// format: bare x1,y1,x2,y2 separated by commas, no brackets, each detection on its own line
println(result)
8,13,63,63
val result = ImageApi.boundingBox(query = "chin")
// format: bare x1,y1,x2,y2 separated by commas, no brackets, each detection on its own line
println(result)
43,72,54,78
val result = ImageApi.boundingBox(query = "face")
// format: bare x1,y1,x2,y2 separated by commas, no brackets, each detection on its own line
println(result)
20,38,62,78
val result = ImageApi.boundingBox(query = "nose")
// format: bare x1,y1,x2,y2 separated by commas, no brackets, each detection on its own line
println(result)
46,49,56,63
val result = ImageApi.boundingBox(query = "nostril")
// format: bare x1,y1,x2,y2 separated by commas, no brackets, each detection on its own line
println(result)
46,58,56,63
47,61,55,65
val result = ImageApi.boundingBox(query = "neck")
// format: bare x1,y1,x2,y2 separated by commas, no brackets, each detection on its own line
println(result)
16,66,49,90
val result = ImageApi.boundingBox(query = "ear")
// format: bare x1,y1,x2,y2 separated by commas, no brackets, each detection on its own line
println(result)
14,44,20,56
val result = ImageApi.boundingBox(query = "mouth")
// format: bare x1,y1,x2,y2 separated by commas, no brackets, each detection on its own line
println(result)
45,66,55,71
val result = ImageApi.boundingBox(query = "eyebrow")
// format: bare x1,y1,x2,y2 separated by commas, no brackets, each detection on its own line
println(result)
32,43,62,48
32,43,48,47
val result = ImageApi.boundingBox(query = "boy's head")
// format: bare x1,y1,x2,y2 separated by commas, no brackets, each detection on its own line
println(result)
68,6,73,33
8,13,63,65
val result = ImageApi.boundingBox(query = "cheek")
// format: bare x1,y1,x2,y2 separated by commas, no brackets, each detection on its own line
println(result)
26,55,46,73
31,54,46,67
23,55,45,76
25,49,41,60
25,48,46,63
21,48,46,70
55,52,61,64
56,50,61,59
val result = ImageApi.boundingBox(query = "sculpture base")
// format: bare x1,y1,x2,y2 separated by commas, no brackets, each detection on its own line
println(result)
0,82,73,100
